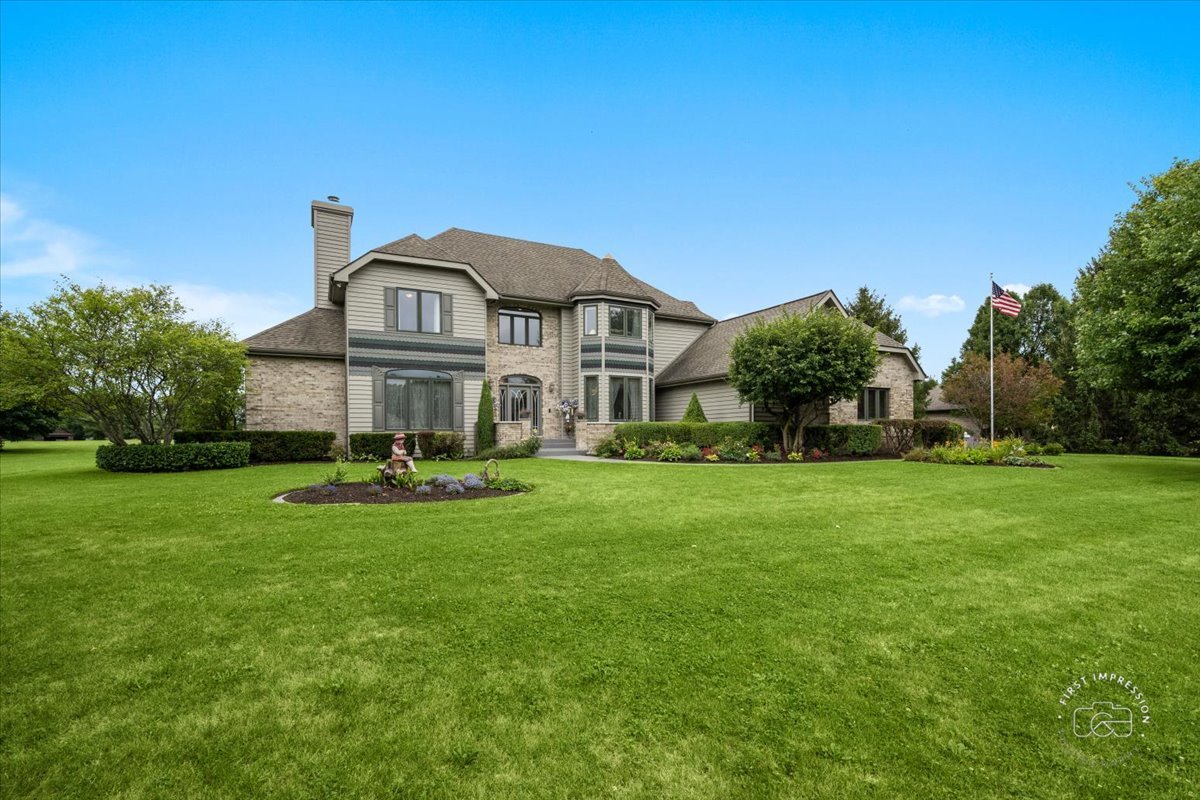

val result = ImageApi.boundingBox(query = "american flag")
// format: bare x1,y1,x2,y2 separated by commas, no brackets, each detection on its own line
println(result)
992,282,1022,317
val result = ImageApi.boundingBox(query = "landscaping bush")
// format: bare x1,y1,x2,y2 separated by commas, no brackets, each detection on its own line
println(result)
593,436,623,458
612,422,778,449
623,441,647,460
682,392,708,423
96,441,250,472
916,420,962,448
880,420,917,453
1043,442,1065,456
477,379,496,452
348,431,465,460
803,424,883,456
175,430,335,462
657,441,686,462
477,436,542,460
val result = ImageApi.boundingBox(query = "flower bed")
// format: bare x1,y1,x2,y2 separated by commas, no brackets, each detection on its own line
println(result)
902,438,1056,468
277,471,532,505
593,435,896,464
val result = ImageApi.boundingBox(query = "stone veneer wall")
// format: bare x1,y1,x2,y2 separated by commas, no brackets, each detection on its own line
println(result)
576,423,617,454
485,302,566,439
245,355,347,447
494,420,533,447
829,352,916,424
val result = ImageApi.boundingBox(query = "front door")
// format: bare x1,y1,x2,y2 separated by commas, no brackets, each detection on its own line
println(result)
500,376,542,432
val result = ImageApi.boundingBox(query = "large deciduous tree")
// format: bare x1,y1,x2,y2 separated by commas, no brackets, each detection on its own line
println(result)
954,283,1071,369
941,352,1062,438
727,308,879,453
4,282,246,445
1074,158,1199,392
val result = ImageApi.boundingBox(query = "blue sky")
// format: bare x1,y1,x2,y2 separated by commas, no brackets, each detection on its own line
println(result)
2,1,1196,376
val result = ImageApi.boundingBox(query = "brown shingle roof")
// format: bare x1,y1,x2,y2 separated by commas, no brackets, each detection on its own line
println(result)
656,292,923,386
925,386,961,412
403,228,713,322
375,233,459,262
570,255,658,306
243,307,344,358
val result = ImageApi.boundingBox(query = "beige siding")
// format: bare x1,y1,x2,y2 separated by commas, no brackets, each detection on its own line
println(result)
654,317,710,373
344,262,487,336
656,380,749,422
559,306,578,402
313,207,351,310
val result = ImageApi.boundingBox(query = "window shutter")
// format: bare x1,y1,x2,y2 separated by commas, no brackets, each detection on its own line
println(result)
442,294,453,335
372,369,385,430
452,374,464,431
384,287,397,330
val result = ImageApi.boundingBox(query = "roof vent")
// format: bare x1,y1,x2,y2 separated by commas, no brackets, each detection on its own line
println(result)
327,195,340,203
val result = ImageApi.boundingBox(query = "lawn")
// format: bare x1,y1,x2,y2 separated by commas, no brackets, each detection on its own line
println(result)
1,442,1196,799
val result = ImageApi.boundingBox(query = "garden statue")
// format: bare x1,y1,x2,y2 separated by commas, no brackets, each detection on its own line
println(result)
379,432,417,488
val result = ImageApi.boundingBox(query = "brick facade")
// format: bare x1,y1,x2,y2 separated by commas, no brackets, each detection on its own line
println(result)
485,302,567,439
245,355,346,446
829,352,916,424
576,423,617,454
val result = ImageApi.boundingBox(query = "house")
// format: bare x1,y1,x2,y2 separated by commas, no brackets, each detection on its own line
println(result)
924,386,981,438
243,199,925,454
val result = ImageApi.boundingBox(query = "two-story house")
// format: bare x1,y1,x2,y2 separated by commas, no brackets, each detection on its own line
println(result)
243,199,924,454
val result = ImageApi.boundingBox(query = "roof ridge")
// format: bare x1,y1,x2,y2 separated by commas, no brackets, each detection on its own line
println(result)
437,227,599,257
242,306,335,343
374,233,461,262
713,290,835,326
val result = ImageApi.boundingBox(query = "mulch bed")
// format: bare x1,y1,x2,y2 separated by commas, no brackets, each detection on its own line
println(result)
278,483,521,505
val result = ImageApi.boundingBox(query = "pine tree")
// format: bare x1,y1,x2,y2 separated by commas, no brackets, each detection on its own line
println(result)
682,392,708,423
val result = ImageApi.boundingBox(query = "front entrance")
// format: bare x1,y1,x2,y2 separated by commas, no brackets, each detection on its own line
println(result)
499,375,542,432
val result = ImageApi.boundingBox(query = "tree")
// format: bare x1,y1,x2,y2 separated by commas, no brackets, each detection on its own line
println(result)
955,283,1070,368
476,378,495,450
1074,158,1200,392
682,392,708,422
913,378,937,419
941,352,1062,438
846,285,921,362
727,308,879,453
4,282,246,445
0,404,58,448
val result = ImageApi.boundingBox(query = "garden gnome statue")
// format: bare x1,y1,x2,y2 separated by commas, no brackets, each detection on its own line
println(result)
391,433,417,474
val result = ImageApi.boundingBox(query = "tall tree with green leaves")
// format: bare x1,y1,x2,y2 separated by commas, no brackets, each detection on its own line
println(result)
942,352,1062,438
4,282,245,445
846,285,921,362
476,379,495,451
728,308,879,453
1074,158,1200,392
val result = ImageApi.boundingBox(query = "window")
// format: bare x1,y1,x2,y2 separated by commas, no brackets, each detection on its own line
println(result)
858,387,890,421
385,369,452,430
610,376,642,421
499,375,541,424
583,305,598,336
584,376,599,421
397,289,441,333
499,308,542,346
609,305,642,338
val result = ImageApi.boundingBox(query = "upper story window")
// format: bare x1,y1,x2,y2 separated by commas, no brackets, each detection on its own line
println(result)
499,308,542,346
583,305,598,336
609,305,642,338
397,289,441,333
858,387,890,421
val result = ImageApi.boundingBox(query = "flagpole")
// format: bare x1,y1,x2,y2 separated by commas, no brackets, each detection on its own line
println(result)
989,272,995,447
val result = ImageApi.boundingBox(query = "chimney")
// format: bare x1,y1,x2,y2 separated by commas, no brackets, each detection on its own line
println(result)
311,196,353,309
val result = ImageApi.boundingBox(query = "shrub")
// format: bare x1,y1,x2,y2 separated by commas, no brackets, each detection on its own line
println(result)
623,441,647,460
477,379,496,451
175,430,335,462
1024,442,1043,456
901,447,929,462
657,441,686,462
477,436,542,460
486,476,533,492
348,431,464,461
444,481,465,495
915,420,961,448
1043,442,1065,456
594,436,623,458
763,449,782,462
642,440,668,460
321,458,350,485
803,425,883,456
716,437,750,462
787,451,804,462
808,447,826,461
462,473,486,490
612,422,778,449
991,437,1027,463
682,392,708,423
96,441,250,472
880,420,917,453
677,443,703,462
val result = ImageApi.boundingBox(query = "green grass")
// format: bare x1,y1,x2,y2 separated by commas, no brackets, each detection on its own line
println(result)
1,442,1197,799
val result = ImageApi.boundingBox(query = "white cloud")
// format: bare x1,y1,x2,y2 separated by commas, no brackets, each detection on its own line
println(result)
1003,282,1032,297
897,294,967,317
173,282,305,340
0,194,109,278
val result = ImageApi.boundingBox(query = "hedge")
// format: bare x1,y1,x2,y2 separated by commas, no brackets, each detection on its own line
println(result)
96,442,250,472
174,430,336,462
612,422,779,449
477,436,542,460
804,424,883,456
349,431,466,460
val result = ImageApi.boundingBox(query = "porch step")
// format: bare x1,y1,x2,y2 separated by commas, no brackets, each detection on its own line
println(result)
537,438,583,457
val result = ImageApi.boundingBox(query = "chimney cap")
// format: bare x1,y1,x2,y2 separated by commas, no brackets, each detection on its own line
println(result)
327,195,340,203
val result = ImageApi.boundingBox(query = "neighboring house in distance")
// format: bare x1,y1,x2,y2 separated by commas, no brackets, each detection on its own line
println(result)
924,386,981,438
243,199,925,454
